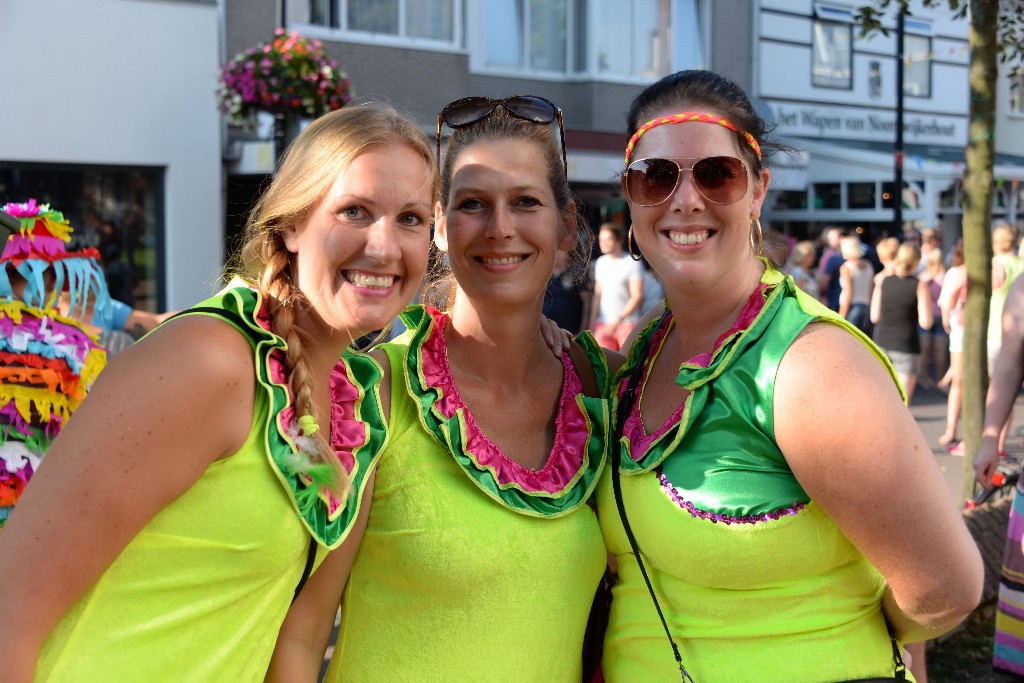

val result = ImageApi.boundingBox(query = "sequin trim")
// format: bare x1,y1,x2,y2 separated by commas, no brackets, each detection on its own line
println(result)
659,472,805,524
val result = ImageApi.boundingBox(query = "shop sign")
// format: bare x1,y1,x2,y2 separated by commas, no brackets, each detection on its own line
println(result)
768,102,966,145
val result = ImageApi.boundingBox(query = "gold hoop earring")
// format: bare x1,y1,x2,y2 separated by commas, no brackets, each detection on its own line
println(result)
750,217,764,257
627,226,641,261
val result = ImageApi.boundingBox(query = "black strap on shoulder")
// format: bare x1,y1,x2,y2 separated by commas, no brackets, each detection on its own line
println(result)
610,311,692,682
567,340,599,398
167,305,262,342
291,536,318,604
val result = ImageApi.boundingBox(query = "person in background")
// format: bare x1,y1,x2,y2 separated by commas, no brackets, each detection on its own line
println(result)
816,225,846,310
0,103,437,681
600,68,981,682
838,234,874,334
917,247,948,391
870,243,933,403
937,241,966,449
988,222,1024,456
543,247,592,335
873,236,899,288
973,275,1024,677
785,239,819,300
589,222,644,351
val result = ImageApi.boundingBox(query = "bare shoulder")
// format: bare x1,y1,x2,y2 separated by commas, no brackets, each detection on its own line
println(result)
604,348,627,377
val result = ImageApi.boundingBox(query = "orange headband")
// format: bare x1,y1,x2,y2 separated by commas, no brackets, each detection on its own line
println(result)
624,112,762,165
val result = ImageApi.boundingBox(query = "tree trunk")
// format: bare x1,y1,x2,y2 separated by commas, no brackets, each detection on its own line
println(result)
960,0,998,501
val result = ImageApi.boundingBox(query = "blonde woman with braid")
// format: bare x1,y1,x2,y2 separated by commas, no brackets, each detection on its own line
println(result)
0,103,437,682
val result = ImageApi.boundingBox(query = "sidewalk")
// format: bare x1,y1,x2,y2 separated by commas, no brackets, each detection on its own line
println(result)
909,385,1024,506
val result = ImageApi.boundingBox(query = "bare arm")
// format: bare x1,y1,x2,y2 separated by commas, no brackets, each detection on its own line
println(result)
775,324,983,643
974,276,1024,484
870,276,883,325
266,473,374,682
838,264,852,319
0,317,255,681
617,276,645,321
917,280,934,330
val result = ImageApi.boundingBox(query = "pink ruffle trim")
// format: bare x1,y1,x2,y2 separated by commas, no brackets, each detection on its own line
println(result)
419,309,590,493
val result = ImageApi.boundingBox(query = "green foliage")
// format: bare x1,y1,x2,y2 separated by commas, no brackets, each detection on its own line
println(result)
855,0,1023,73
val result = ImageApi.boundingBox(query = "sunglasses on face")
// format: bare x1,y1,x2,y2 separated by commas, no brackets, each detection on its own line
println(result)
624,156,750,207
436,95,567,179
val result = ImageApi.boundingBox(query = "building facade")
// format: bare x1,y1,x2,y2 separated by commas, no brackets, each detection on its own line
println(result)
1,0,223,311
755,0,1024,242
222,0,754,248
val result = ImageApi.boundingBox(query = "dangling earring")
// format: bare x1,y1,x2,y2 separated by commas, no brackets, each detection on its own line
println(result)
627,226,641,261
749,216,764,257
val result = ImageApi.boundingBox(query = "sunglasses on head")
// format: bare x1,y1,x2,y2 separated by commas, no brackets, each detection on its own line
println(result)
624,156,749,207
436,95,567,179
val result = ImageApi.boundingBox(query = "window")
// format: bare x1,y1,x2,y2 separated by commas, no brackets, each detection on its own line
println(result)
484,0,568,71
848,182,876,209
903,33,931,97
1011,69,1024,114
589,0,699,79
294,0,455,43
813,183,842,209
812,19,852,88
0,164,165,311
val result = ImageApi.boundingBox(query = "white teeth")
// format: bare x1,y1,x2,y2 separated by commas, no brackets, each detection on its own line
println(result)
668,230,710,246
481,255,525,266
347,272,395,289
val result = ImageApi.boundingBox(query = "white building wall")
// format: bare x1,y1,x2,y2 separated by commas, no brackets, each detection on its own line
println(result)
759,2,969,148
0,0,223,309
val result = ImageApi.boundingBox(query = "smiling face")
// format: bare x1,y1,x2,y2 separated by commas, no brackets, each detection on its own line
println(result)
624,109,769,293
282,143,434,340
434,138,575,312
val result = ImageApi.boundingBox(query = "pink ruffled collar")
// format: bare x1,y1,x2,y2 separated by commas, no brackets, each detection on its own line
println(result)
419,309,592,494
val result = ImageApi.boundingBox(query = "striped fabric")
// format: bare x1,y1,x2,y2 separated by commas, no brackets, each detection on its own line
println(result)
995,482,1024,674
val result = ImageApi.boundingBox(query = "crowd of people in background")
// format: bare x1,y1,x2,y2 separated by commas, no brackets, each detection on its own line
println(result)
544,216,1024,459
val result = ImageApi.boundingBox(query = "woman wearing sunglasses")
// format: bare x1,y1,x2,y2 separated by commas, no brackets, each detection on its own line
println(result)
270,96,616,682
0,103,437,682
597,70,982,682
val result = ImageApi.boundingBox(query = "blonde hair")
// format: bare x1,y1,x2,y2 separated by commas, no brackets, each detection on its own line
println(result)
789,240,816,269
840,235,866,261
235,103,437,492
875,237,899,263
923,247,945,279
893,243,921,277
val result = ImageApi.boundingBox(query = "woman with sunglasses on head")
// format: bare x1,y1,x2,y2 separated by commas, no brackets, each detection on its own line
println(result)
0,103,437,682
597,70,982,682
270,96,617,683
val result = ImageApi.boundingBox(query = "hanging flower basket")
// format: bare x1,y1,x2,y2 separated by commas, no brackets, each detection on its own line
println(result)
216,28,353,127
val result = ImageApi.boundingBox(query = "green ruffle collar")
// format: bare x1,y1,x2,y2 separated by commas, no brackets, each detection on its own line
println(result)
399,304,611,517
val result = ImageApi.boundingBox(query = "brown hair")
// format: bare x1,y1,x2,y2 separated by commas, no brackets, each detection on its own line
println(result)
234,102,436,492
426,105,590,310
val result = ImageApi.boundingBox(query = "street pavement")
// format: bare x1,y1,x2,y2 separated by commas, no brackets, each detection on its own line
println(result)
910,384,1024,507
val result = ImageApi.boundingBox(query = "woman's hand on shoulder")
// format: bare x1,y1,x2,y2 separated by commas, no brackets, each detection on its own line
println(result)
0,315,257,664
773,322,982,641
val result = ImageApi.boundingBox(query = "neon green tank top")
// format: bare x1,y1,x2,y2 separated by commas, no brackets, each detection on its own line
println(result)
325,306,609,681
35,284,384,681
599,270,910,682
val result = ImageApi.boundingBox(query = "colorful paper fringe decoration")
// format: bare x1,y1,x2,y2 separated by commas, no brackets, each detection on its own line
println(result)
0,200,109,527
